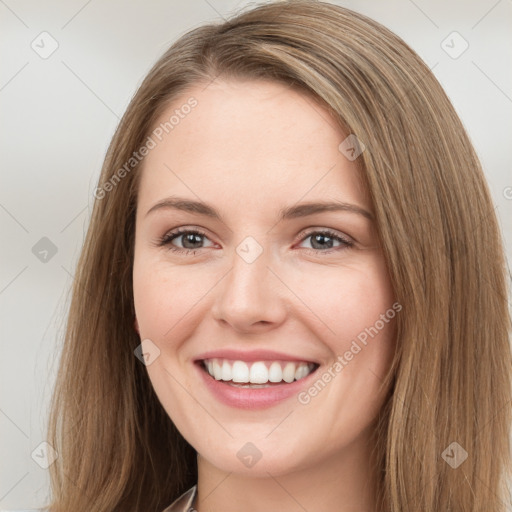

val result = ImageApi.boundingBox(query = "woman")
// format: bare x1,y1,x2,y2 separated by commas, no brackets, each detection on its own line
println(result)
44,1,512,511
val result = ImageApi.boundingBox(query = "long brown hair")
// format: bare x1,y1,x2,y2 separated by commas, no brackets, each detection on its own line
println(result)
45,1,512,510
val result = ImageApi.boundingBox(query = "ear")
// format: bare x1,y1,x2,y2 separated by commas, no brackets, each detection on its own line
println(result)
134,317,140,334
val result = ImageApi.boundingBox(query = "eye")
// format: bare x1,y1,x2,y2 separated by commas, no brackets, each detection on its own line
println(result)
157,228,215,255
296,229,354,254
157,227,354,256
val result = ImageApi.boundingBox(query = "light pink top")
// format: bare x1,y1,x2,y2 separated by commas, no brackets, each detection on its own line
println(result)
161,485,197,512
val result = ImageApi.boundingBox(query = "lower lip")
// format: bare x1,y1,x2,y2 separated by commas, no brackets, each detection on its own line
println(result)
195,362,318,410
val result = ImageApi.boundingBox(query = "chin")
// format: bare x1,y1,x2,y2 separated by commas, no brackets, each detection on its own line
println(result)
198,437,314,478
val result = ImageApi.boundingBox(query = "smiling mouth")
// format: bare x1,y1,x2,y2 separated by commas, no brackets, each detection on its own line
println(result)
198,358,320,388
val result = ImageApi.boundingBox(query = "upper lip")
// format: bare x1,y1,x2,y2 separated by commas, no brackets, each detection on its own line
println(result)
194,349,320,365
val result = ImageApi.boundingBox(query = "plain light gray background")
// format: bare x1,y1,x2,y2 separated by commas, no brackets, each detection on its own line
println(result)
1,0,511,509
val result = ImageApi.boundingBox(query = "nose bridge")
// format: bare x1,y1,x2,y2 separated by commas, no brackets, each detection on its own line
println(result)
211,236,286,330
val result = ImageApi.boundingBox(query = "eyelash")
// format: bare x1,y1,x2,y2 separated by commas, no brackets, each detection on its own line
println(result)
157,227,354,256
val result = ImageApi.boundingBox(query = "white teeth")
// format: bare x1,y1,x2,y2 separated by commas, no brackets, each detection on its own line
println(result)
249,361,269,384
203,358,316,384
268,361,282,382
282,362,296,383
221,360,231,381
231,361,250,382
295,364,308,380
213,359,222,380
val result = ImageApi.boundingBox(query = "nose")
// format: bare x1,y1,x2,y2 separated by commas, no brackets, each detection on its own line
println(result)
211,247,288,334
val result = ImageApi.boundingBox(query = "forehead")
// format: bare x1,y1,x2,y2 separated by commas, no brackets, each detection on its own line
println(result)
137,79,369,213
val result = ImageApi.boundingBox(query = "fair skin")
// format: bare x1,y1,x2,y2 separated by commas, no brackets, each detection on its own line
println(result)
133,79,397,512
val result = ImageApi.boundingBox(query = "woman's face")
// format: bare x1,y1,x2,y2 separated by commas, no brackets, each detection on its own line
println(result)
133,78,397,477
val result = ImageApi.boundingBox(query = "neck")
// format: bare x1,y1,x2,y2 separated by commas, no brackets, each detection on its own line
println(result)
194,427,381,512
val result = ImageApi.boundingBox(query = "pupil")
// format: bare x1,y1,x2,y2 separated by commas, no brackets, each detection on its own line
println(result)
183,233,202,249
312,233,332,250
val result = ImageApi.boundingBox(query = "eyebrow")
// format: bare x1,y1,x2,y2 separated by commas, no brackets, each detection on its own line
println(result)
145,196,374,222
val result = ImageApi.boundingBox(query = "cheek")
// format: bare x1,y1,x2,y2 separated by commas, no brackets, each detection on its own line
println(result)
133,258,209,339
133,250,395,351
287,256,395,349
289,258,396,418
132,256,208,421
